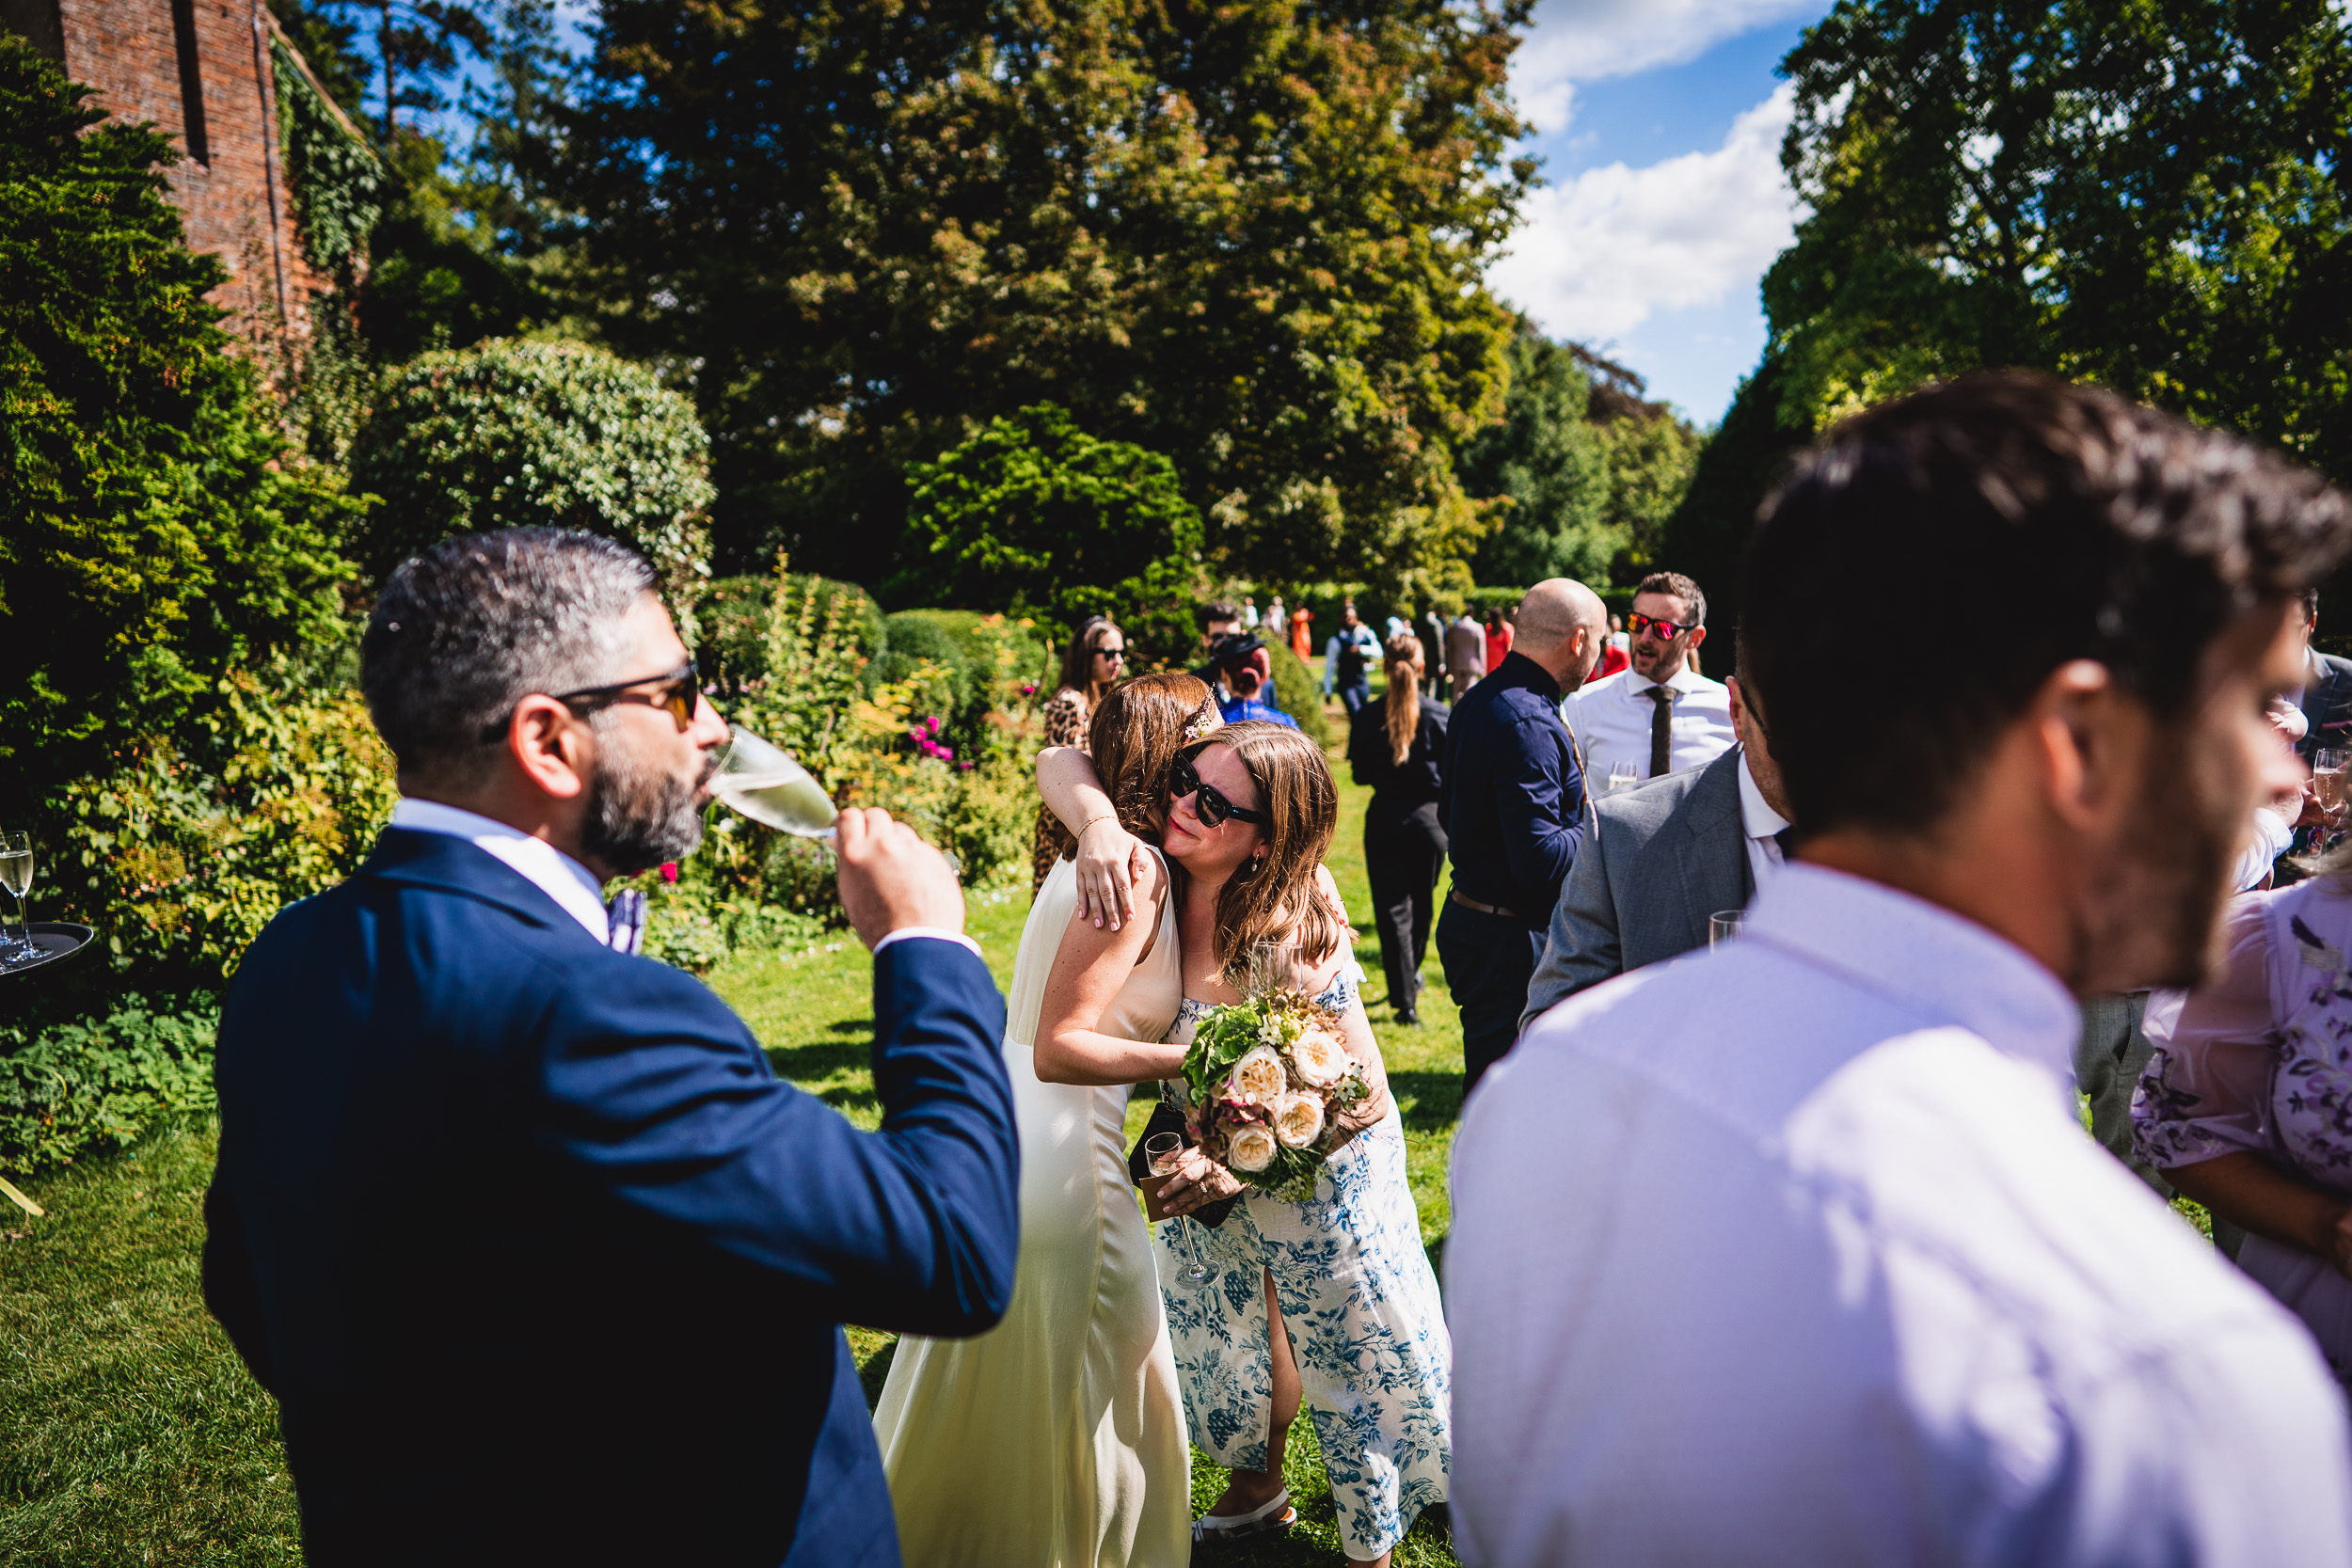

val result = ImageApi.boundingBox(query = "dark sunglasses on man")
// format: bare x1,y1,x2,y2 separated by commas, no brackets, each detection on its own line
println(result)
1169,752,1268,829
478,661,701,744
1627,611,1700,641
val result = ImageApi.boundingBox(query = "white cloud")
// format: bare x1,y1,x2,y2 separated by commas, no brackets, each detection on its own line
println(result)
1512,0,1816,132
1490,85,1800,343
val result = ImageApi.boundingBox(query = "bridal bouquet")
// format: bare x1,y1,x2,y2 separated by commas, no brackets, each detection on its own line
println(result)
1180,989,1371,1198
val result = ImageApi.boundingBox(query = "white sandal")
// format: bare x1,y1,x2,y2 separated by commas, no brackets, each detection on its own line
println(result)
1193,1487,1296,1543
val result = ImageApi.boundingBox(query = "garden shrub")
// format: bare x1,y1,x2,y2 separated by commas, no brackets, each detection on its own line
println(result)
887,404,1203,669
347,339,716,610
0,37,359,835
700,572,882,696
0,992,221,1177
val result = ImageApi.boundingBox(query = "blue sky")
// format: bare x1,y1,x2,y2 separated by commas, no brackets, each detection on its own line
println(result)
1491,2,1829,424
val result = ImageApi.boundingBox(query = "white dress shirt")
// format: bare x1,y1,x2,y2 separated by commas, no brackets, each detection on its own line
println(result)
1564,663,1736,784
1449,863,2352,1568
388,797,982,959
1735,750,1790,894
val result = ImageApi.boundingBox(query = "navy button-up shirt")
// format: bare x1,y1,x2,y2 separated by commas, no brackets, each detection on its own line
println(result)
1440,651,1584,926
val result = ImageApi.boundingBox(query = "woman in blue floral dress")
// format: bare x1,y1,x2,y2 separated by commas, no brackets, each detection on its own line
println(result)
1151,722,1452,1565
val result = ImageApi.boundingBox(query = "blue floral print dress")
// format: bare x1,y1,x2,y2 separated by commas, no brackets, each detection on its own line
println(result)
1154,974,1452,1559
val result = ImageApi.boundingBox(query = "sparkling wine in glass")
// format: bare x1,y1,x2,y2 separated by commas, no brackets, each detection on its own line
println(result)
0,832,32,962
1144,1132,1216,1290
2319,749,2350,816
712,726,839,837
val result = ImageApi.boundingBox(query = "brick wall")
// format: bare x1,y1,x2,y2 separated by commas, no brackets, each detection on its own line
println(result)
31,0,327,378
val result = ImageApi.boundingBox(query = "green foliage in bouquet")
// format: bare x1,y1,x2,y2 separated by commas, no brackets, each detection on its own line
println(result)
1181,990,1370,1199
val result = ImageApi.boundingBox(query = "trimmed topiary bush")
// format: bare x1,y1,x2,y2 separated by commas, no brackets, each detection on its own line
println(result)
1266,641,1328,746
348,339,715,604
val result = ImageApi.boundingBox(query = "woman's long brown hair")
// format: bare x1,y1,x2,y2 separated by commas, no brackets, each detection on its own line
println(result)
1055,672,1218,863
1383,632,1422,766
1184,721,1343,982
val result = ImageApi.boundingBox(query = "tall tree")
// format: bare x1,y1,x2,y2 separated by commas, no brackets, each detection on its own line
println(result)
1766,0,2352,476
550,0,1533,594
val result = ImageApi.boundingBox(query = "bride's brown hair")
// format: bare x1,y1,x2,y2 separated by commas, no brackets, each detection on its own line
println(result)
1182,721,1343,982
1057,672,1219,860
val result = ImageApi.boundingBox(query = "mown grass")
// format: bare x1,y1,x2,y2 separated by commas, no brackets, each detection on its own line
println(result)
0,691,1463,1565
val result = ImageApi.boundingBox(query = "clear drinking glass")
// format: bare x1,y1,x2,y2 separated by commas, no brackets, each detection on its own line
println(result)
1708,909,1744,950
2318,748,2350,817
0,832,33,964
1145,1131,1216,1290
711,726,839,837
1605,762,1639,796
1247,939,1300,997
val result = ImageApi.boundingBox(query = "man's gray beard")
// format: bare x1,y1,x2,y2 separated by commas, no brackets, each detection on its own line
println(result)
578,713,711,876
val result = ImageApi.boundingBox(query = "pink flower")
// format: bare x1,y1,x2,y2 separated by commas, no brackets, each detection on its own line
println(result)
660,862,679,883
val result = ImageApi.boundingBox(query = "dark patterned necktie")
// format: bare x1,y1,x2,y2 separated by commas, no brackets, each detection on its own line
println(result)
607,890,646,955
1645,685,1677,777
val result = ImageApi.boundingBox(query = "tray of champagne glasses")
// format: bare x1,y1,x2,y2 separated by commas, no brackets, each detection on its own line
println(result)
0,924,96,979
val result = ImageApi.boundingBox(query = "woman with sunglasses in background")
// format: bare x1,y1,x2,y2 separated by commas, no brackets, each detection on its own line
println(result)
1030,615,1128,892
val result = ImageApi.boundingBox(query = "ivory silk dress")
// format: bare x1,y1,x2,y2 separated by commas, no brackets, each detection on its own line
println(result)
874,852,1192,1568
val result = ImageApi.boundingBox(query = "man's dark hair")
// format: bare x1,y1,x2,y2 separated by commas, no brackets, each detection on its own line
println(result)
2302,584,2322,620
362,529,658,790
1636,570,1707,626
1200,600,1241,629
1745,372,2352,837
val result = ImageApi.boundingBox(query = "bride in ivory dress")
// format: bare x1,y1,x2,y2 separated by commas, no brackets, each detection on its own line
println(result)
871,673,1216,1568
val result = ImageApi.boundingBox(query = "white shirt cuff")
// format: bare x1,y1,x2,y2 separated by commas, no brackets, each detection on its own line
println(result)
872,927,984,960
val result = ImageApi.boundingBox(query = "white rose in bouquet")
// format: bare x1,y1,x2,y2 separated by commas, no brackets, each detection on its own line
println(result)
1268,1091,1326,1148
1287,1026,1349,1088
1226,1045,1289,1105
1225,1122,1279,1172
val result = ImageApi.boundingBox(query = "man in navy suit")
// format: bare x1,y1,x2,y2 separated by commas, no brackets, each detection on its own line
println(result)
203,529,1020,1567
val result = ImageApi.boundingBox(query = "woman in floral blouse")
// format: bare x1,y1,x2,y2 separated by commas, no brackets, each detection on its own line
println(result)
1030,615,1126,891
2136,854,2352,1376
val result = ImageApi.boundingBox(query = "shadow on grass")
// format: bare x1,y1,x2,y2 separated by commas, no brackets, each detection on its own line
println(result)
1385,1069,1463,1133
764,1030,882,1117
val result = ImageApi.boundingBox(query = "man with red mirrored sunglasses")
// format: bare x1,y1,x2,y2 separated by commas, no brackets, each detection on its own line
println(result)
1563,570,1736,786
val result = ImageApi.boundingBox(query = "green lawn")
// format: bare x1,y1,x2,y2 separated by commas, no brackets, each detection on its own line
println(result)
0,697,1465,1565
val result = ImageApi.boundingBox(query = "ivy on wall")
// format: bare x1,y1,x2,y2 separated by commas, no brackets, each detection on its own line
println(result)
273,36,382,460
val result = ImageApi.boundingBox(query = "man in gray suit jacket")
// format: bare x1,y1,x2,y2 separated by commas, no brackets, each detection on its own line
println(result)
1522,674,1790,1031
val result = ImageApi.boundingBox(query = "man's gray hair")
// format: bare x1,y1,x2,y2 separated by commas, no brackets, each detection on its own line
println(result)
362,529,658,789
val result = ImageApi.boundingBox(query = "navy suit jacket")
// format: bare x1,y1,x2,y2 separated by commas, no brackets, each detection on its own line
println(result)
2300,649,2352,761
202,828,1019,1567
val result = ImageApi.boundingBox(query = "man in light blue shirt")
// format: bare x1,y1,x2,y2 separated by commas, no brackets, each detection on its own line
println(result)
1453,374,2352,1567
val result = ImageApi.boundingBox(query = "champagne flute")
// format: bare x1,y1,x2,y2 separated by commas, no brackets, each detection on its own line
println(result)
0,832,32,963
1605,762,1639,797
1144,1132,1217,1290
711,726,839,837
1708,909,1744,950
2318,748,2349,820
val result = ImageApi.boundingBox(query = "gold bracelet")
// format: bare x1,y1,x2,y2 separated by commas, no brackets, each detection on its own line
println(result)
1077,814,1120,836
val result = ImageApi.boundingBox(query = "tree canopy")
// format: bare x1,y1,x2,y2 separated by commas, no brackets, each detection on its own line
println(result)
1768,0,2352,471
549,0,1534,594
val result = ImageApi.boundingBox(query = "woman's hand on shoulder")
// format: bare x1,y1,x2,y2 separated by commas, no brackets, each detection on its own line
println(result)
1074,818,1153,930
